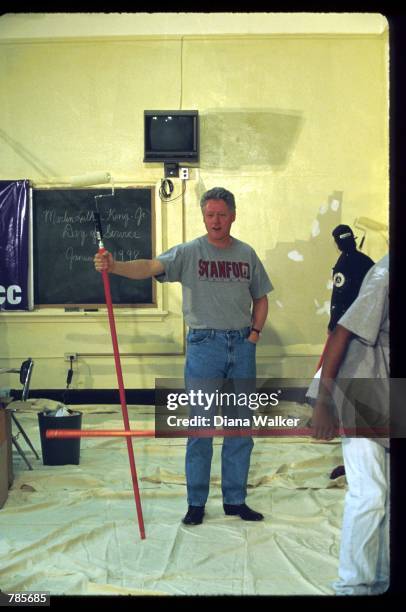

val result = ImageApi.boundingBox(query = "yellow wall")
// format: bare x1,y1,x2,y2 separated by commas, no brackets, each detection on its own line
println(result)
0,18,389,389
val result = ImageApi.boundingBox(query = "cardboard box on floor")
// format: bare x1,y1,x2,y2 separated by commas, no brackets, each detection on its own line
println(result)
0,403,13,509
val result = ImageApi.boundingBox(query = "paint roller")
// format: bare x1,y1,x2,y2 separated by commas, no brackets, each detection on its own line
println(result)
71,171,112,187
42,171,112,187
354,216,388,249
45,171,112,187
94,212,146,540
70,172,115,206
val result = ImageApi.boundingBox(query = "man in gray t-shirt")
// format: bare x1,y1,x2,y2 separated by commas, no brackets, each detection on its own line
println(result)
311,255,389,595
155,234,271,330
95,187,273,527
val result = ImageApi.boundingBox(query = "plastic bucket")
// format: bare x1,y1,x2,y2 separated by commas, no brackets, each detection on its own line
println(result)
38,411,82,465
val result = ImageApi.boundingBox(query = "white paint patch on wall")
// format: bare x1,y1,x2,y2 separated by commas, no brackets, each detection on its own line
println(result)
319,203,328,214
276,300,284,308
288,250,304,262
316,301,331,315
326,279,334,290
331,199,340,211
311,219,320,237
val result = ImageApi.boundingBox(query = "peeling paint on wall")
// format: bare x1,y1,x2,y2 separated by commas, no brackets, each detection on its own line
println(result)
311,219,320,237
287,250,304,262
316,301,331,316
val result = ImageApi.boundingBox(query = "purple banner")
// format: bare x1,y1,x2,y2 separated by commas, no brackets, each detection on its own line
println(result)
0,180,30,310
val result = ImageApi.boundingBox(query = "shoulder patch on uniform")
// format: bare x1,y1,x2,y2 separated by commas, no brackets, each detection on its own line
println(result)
333,272,346,287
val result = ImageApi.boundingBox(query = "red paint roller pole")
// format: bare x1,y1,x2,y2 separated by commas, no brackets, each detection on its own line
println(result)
94,212,145,540
46,426,390,439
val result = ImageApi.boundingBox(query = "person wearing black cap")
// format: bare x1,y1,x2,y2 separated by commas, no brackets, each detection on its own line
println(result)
326,225,375,481
328,225,374,332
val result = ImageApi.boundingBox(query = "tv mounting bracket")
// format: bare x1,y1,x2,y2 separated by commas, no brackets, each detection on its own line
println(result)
164,162,179,178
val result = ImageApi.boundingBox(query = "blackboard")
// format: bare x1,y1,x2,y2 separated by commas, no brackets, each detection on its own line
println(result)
33,187,155,306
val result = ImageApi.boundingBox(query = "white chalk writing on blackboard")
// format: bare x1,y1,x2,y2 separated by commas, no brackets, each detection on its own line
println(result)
43,209,95,225
65,247,141,271
34,187,154,305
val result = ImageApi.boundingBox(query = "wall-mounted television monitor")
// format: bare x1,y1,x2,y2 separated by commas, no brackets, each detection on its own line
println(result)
144,110,199,163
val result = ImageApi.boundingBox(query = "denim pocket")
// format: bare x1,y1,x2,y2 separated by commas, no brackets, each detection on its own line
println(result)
187,330,211,345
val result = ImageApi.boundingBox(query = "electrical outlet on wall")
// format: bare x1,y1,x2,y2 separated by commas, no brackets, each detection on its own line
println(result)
179,167,189,180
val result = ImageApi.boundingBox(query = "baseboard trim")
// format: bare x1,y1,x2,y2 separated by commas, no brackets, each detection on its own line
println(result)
10,387,308,405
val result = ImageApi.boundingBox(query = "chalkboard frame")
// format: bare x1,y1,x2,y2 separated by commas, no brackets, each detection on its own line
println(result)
32,186,157,308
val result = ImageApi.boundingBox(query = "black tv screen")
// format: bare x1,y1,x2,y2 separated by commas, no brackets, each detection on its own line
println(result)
144,110,199,163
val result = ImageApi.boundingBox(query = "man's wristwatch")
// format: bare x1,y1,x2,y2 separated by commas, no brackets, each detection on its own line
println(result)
251,327,261,336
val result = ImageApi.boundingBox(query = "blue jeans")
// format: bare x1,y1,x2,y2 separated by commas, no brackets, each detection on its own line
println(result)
184,327,256,506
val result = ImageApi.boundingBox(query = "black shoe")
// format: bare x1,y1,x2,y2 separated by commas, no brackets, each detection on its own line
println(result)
330,465,346,479
223,503,264,521
182,505,205,525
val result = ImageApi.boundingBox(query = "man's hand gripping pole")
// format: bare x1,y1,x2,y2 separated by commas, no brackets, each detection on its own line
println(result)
94,212,146,539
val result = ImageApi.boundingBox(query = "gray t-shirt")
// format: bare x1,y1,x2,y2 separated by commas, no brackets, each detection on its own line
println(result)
155,235,273,329
337,253,389,379
336,254,389,447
